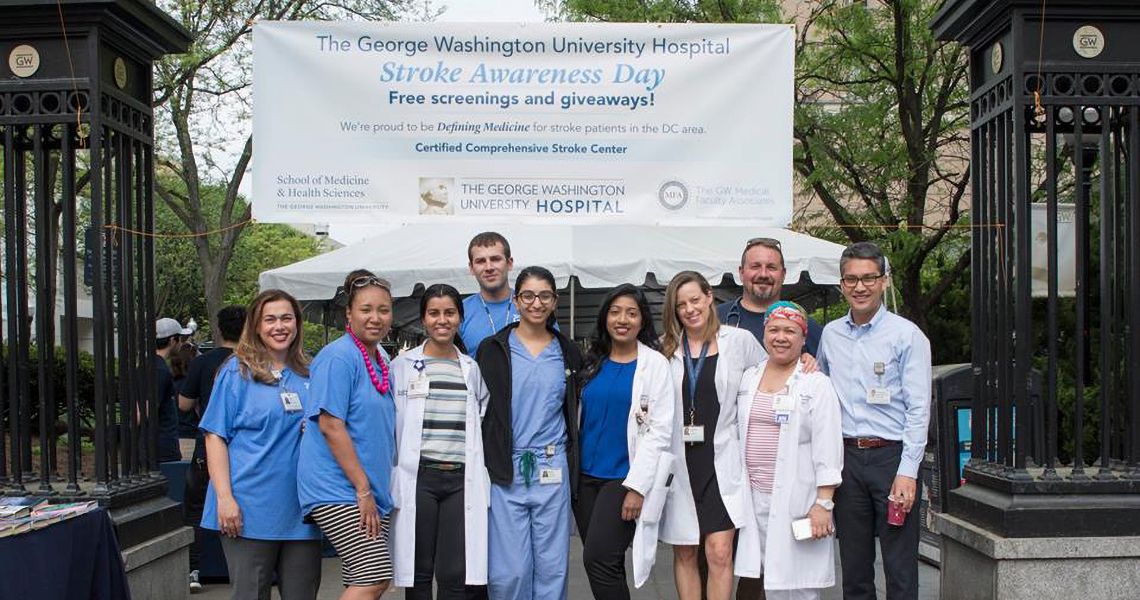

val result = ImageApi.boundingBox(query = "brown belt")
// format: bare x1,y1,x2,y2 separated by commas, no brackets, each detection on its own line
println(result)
843,437,901,449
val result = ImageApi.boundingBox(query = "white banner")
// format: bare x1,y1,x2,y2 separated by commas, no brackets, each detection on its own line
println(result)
252,22,794,224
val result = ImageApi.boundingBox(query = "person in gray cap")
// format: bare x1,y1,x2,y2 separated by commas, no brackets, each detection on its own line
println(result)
155,317,191,463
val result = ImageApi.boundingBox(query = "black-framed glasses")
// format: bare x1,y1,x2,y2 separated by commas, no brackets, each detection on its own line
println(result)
351,275,391,291
840,274,885,288
516,291,557,304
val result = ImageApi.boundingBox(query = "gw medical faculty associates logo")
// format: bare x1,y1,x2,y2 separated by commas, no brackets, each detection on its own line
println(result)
658,180,689,211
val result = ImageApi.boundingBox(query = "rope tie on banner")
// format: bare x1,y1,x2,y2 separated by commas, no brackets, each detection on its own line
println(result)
1033,0,1048,120
102,219,254,239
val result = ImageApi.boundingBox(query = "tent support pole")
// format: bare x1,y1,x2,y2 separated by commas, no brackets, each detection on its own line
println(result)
569,277,576,340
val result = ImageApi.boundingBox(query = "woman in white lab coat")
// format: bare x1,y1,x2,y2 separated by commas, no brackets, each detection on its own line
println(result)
658,271,763,600
391,284,491,599
735,301,843,599
573,284,675,599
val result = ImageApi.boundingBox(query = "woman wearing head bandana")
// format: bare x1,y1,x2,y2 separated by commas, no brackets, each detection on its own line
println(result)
734,302,844,600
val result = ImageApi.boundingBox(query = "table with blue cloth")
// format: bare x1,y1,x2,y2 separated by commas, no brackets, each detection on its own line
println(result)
0,507,130,600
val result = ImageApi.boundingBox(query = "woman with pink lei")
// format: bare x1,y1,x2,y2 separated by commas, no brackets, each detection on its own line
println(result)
297,269,398,600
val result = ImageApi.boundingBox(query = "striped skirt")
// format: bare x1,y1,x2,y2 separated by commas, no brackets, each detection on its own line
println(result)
309,504,393,587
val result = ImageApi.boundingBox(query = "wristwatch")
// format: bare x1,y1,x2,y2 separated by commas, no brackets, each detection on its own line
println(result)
815,498,835,511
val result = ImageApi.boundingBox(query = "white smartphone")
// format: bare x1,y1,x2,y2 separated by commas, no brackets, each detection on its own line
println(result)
791,517,813,541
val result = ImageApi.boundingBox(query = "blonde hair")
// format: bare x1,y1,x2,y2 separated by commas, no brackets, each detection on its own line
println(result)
234,289,310,384
661,271,720,357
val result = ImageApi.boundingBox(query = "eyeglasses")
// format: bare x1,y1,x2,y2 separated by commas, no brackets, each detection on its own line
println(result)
745,237,782,251
840,274,885,289
516,291,557,304
350,275,391,292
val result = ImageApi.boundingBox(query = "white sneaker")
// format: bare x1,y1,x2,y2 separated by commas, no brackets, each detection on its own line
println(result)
189,570,203,594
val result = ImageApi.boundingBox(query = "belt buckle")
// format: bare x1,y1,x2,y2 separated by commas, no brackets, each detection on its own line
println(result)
857,438,875,449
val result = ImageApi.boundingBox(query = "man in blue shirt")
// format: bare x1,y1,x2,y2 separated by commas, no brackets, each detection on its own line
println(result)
817,242,931,600
716,236,823,356
459,232,518,353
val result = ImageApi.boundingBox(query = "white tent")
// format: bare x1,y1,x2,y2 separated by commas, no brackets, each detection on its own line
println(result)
260,223,846,300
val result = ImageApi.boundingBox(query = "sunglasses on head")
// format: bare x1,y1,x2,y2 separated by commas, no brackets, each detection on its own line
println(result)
350,275,391,292
745,237,782,251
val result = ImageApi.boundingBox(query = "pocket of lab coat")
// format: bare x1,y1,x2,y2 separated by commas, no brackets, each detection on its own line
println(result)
641,451,675,524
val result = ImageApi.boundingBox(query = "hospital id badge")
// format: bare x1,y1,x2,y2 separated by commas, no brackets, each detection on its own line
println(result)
409,377,429,399
868,387,891,405
280,392,303,412
683,425,705,443
539,468,563,485
772,394,795,413
773,411,790,424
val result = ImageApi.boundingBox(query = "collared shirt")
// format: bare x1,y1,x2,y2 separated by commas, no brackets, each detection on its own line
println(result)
817,303,931,478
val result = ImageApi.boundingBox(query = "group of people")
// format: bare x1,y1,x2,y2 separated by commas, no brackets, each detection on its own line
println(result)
176,231,931,600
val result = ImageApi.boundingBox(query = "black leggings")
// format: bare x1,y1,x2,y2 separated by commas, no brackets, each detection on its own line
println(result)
574,475,637,600
409,466,468,600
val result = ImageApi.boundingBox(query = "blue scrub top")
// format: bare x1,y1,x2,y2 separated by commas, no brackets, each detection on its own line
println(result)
297,335,397,517
579,358,636,479
508,331,567,449
460,293,518,355
199,358,320,540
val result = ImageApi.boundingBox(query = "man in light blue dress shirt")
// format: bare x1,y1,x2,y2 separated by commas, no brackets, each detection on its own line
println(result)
817,242,931,600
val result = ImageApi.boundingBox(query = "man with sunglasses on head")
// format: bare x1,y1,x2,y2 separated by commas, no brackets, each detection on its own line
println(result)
459,231,519,354
816,242,931,600
717,237,822,356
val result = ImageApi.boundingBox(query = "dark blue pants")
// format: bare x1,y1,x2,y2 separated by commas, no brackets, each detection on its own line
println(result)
834,444,921,600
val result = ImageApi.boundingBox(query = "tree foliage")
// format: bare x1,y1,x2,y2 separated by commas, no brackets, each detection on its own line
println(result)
152,0,420,322
552,0,972,339
154,177,321,332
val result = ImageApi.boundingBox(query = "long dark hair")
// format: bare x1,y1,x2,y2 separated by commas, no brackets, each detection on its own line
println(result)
514,266,559,329
419,283,467,354
581,284,658,385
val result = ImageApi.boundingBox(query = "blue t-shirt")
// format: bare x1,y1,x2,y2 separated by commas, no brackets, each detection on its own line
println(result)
297,335,397,517
508,331,567,449
459,293,518,355
199,358,319,540
579,358,636,479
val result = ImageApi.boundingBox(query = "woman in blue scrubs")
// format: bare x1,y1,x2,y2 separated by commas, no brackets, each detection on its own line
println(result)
200,289,322,600
297,269,398,600
475,266,583,600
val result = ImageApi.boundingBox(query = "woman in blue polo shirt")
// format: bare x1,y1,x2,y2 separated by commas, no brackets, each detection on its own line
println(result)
200,289,321,600
297,269,398,600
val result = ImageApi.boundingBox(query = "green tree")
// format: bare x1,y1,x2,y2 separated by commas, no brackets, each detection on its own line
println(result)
154,177,321,331
553,0,972,334
153,0,419,321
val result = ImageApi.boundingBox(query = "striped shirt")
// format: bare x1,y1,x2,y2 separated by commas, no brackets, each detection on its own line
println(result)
745,390,782,493
420,358,468,464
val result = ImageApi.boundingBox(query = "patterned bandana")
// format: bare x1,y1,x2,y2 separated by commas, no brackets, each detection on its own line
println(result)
764,300,808,335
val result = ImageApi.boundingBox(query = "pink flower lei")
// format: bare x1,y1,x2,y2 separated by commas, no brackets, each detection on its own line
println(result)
345,325,390,395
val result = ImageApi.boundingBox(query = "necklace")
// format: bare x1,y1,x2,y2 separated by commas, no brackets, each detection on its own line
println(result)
345,325,390,394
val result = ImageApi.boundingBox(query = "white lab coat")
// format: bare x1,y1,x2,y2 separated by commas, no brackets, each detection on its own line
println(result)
659,326,763,545
390,344,491,587
734,361,843,588
612,342,676,588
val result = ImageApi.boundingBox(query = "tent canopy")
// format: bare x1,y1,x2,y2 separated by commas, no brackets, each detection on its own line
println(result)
260,223,846,300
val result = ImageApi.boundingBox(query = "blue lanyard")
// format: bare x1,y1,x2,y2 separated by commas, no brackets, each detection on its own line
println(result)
682,333,710,425
480,292,516,332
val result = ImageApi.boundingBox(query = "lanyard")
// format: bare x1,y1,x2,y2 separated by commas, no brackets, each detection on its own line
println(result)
682,333,710,426
480,292,516,332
